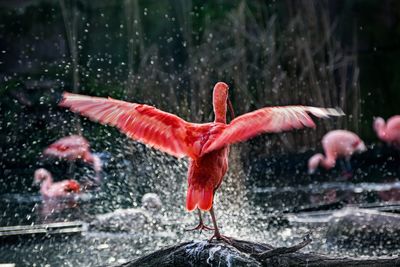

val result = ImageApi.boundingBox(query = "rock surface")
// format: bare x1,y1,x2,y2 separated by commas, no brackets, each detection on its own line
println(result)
113,237,400,267
326,208,400,248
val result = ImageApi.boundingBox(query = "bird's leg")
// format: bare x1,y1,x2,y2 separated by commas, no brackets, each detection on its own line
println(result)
344,158,352,172
185,209,214,232
340,158,353,179
208,207,231,244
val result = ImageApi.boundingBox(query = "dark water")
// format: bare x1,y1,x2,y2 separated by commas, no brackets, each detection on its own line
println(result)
0,145,400,266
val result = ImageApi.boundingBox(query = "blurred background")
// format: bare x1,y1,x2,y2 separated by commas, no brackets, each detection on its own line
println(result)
1,0,400,266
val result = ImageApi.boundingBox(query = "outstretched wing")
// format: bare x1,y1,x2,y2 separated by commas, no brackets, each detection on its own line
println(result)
60,92,201,158
201,106,344,155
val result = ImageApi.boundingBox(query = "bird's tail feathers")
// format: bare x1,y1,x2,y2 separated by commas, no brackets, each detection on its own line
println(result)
186,185,213,212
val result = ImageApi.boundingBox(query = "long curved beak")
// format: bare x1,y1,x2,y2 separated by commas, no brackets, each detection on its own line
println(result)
227,98,235,121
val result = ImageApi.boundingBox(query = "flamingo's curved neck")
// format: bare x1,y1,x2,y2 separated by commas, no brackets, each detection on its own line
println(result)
92,155,102,172
313,153,336,170
83,151,102,181
321,153,336,169
83,151,93,164
40,174,53,193
84,151,99,165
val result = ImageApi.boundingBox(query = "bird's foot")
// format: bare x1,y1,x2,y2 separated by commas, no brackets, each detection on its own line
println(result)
208,232,232,244
185,222,214,232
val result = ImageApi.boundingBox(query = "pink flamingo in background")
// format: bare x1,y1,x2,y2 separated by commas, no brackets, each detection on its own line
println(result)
59,82,342,241
34,168,80,199
308,130,367,174
374,116,400,148
43,135,102,182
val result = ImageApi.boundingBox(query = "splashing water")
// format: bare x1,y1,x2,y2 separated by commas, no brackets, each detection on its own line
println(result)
1,139,400,265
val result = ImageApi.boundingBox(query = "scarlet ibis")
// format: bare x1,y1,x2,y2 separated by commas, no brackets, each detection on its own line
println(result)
34,168,80,199
374,116,400,148
308,130,366,174
59,82,342,240
43,135,102,182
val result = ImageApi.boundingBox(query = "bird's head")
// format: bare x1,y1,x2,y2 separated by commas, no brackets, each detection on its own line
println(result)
34,168,51,184
354,140,367,153
213,82,234,123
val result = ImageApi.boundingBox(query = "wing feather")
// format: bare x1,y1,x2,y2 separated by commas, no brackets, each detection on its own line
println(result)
60,92,201,158
201,106,344,155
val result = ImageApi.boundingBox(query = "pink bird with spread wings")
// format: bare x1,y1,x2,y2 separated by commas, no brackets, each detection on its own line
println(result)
59,82,343,240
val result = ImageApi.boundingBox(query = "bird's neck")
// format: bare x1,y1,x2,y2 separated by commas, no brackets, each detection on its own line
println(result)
92,155,102,179
40,175,53,193
84,152,102,170
321,153,336,169
213,87,227,123
213,102,227,123
83,152,102,183
214,113,226,123
311,153,335,170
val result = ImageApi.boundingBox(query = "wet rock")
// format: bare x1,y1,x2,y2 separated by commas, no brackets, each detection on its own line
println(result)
127,241,262,267
90,208,152,232
326,208,400,248
89,193,162,233
114,238,400,267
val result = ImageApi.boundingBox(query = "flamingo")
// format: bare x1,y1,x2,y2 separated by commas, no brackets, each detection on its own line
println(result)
308,130,367,174
59,82,342,241
33,168,80,199
43,135,102,183
374,116,400,148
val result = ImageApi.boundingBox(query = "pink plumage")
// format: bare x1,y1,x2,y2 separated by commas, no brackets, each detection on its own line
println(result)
34,168,80,199
308,130,367,174
374,116,400,147
43,135,102,181
59,81,342,240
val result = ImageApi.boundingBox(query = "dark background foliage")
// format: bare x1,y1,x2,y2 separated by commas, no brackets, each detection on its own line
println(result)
1,0,400,192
